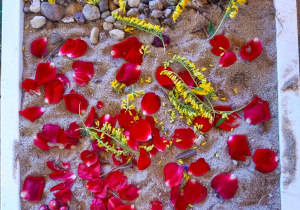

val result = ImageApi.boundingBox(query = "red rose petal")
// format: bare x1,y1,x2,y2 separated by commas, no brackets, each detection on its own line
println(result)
253,149,279,173
81,150,98,167
170,185,180,205
209,35,230,56
127,137,139,151
73,61,94,78
116,205,136,210
53,188,72,205
244,96,270,124
73,72,91,86
129,119,152,142
219,51,237,67
35,62,57,87
227,135,251,161
50,183,67,192
56,73,70,88
107,170,127,191
156,66,174,90
19,106,45,122
78,161,101,180
63,89,88,115
34,133,51,151
193,116,212,133
213,106,241,131
98,114,118,128
118,109,137,130
59,39,76,56
188,158,210,177
211,173,238,199
31,37,47,58
21,176,45,202
164,162,183,187
152,128,167,152
112,153,127,166
85,107,96,128
97,101,104,109
172,128,196,149
65,121,82,139
56,129,69,148
87,178,109,195
141,92,161,115
145,116,156,129
22,78,41,95
108,197,123,210
116,63,141,86
42,124,60,143
178,70,195,87
240,38,262,62
150,200,163,210
117,185,140,201
184,179,207,204
174,193,187,210
90,198,106,210
47,161,71,171
68,38,88,58
49,170,76,181
44,80,65,104
149,144,158,157
137,148,151,170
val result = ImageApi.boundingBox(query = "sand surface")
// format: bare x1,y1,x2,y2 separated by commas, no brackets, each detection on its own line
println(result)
19,0,280,209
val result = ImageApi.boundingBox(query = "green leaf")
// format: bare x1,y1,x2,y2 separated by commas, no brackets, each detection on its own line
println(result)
216,117,226,127
208,20,215,36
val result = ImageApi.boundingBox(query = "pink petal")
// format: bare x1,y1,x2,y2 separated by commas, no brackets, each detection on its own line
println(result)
72,61,95,78
42,124,60,143
164,162,183,187
211,174,238,199
188,158,210,177
22,78,41,95
116,63,141,86
253,149,279,173
112,153,127,166
35,62,57,87
53,188,72,205
240,38,262,62
47,161,71,171
21,176,45,202
152,128,167,152
129,119,152,142
116,205,136,210
193,116,212,133
117,185,140,201
67,38,88,58
56,74,70,88
33,133,51,151
59,39,76,56
97,101,104,109
87,178,109,195
31,37,47,58
213,106,241,131
118,109,138,130
170,185,180,205
141,92,161,115
209,35,230,56
90,198,106,210
80,150,98,167
244,96,270,124
137,148,151,170
172,128,196,149
227,135,251,161
78,161,101,180
38,204,48,210
183,179,207,204
150,200,163,210
49,170,76,181
108,197,123,210
73,72,91,86
174,193,187,210
219,51,237,67
19,106,45,122
65,121,82,139
85,107,96,128
63,89,88,115
107,170,127,191
156,66,175,90
44,80,65,104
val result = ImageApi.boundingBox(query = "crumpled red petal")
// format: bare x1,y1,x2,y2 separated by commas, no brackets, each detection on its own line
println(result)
150,200,163,210
152,128,167,152
174,193,187,210
193,116,212,133
65,121,82,139
90,198,106,210
118,109,137,130
59,39,76,56
178,70,195,87
112,153,127,166
116,63,141,86
63,89,88,115
137,148,151,170
156,66,174,90
53,188,72,205
87,178,109,196
21,176,45,202
78,161,101,180
213,106,241,131
170,185,180,205
35,62,57,87
47,161,70,171
184,179,207,204
22,78,41,95
188,158,210,177
108,197,123,210
107,170,127,191
81,150,98,167
19,106,45,122
31,37,47,58
72,61,95,85
211,173,238,199
44,80,65,104
141,92,161,115
117,185,140,201
164,162,183,187
253,149,279,173
240,38,262,62
219,51,237,67
73,72,91,86
116,205,136,210
34,133,51,151
129,119,152,142
61,38,88,58
227,135,251,161
42,124,60,143
172,128,196,149
85,107,96,128
244,96,270,124
209,35,230,56
49,170,76,181
56,73,70,88
97,101,104,109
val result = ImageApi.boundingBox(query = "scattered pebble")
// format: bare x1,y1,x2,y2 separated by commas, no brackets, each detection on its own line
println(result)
24,2,31,13
41,2,64,21
128,0,141,8
30,16,46,29
162,18,174,29
233,160,238,165
101,11,110,19
73,11,86,23
114,21,125,30
166,0,178,6
143,8,151,16
30,0,41,13
160,0,169,8
151,10,164,18
149,0,164,11
62,16,75,23
50,33,63,45
109,29,125,40
103,22,113,31
90,27,100,45
138,3,148,13
82,4,101,21
105,16,116,23
127,8,140,17
164,8,172,18
108,0,118,11
99,0,109,12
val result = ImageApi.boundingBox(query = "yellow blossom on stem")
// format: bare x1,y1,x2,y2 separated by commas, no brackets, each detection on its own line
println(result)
173,0,191,22
87,0,101,5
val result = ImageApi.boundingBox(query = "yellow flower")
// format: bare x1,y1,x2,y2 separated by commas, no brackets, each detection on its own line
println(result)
237,0,246,5
124,26,135,34
172,0,191,22
127,94,135,101
119,0,126,12
87,0,101,5
48,0,56,4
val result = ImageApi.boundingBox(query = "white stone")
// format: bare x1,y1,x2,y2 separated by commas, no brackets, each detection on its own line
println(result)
30,16,46,29
109,29,125,40
114,21,125,30
103,22,113,31
82,4,100,20
62,16,75,23
101,11,111,19
90,27,100,44
105,16,115,23
128,0,141,8
30,0,41,13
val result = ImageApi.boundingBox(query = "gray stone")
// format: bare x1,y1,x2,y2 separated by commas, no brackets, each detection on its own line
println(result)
128,0,141,8
164,8,172,18
151,10,164,18
99,0,109,12
109,29,125,40
105,16,115,23
103,22,113,31
24,2,31,13
30,16,47,29
62,16,75,23
166,0,178,6
149,0,163,10
30,0,41,13
139,14,147,20
82,4,101,20
90,27,100,44
127,8,140,17
41,2,64,21
73,11,86,23
114,21,125,29
138,3,148,13
141,0,150,3
50,33,63,45
101,11,111,19
162,18,174,28
100,32,107,43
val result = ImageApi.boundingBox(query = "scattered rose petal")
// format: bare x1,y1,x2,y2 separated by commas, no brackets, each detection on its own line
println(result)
31,37,47,58
98,114,118,128
87,178,109,196
150,200,163,210
253,149,279,173
116,63,141,86
80,150,98,167
112,153,127,166
156,66,174,90
42,124,60,143
59,39,76,56
73,72,91,86
35,62,57,87
244,96,270,124
97,101,104,109
138,148,151,170
108,197,123,210
64,122,82,139
78,161,101,180
72,61,95,85
211,174,238,199
21,176,45,202
127,136,139,151
193,116,212,133
240,38,262,62
213,106,241,131
141,92,161,115
227,135,251,161
184,179,207,204
129,119,152,142
53,188,72,205
118,109,138,130
44,80,65,104
152,35,170,48
172,128,196,149
116,205,136,210
117,185,140,201
107,170,127,191
219,51,237,67
178,70,195,87
34,133,51,151
22,78,41,95
174,193,187,210
47,161,70,171
49,170,76,181
63,89,88,115
67,38,88,58
85,107,96,128
170,185,180,205
19,106,45,122
90,198,106,210
56,74,70,88
188,158,210,177
149,144,158,157
164,162,183,187
145,116,156,129
152,128,167,152
209,35,230,56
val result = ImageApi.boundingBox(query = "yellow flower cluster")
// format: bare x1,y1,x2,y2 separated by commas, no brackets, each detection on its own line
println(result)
111,79,126,94
124,26,135,33
227,0,247,19
119,0,127,12
121,88,145,110
140,77,152,84
87,0,101,5
173,0,191,22
140,45,151,59
48,0,56,4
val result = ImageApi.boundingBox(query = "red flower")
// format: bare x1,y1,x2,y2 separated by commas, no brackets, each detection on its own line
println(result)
21,176,45,202
19,106,45,122
141,92,161,115
227,135,251,161
31,37,47,58
172,128,196,149
116,63,141,86
188,158,210,177
252,149,279,173
240,38,262,62
211,174,238,199
244,96,270,124
164,162,183,187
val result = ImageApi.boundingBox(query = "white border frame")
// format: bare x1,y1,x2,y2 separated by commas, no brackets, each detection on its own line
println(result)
1,0,299,209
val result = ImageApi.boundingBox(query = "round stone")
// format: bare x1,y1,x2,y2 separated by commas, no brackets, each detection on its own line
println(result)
127,8,140,17
30,16,46,29
73,11,86,23
30,0,41,13
128,0,141,8
101,11,111,19
103,22,113,31
149,0,163,10
82,4,101,21
109,29,125,40
50,33,63,45
151,10,164,18
105,16,116,23
166,0,178,6
41,2,64,21
99,0,109,12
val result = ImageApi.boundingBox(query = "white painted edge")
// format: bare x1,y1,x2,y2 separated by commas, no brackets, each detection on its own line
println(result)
274,0,300,209
0,0,23,209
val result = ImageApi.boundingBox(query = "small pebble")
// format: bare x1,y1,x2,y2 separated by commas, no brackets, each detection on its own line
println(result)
233,160,238,165
108,0,118,11
105,16,116,23
138,3,148,13
127,8,140,17
101,11,111,19
30,16,47,29
109,29,125,40
30,0,41,13
24,2,31,13
151,10,164,18
149,0,164,10
164,8,172,18
161,18,174,29
103,22,114,31
99,0,109,12
160,0,169,8
73,11,86,23
128,0,141,8
166,0,178,6
114,21,125,30
82,4,101,20
62,16,75,23
41,2,64,21
90,27,100,45
143,8,151,16
50,33,63,45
